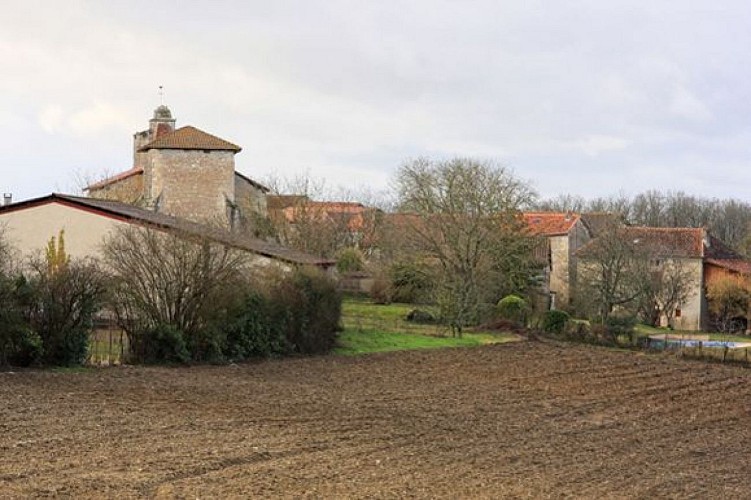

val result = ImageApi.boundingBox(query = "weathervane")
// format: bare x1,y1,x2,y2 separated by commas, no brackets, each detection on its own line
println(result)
158,85,164,105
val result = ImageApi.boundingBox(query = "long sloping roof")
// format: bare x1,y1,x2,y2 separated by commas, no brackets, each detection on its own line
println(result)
577,227,705,258
0,193,332,267
580,212,623,237
138,126,241,152
234,171,270,193
85,167,143,191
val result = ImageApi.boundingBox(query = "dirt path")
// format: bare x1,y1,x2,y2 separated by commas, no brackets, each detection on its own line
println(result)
1,341,750,498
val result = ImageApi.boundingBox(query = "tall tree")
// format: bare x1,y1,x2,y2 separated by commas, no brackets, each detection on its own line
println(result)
395,157,537,335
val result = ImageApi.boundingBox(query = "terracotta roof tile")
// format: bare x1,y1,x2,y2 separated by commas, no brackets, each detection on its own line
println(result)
705,258,751,275
580,212,623,237
578,227,706,258
266,195,310,210
522,212,580,236
138,126,241,152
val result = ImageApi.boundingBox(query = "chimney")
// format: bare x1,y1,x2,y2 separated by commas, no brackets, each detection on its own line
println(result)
3,193,11,206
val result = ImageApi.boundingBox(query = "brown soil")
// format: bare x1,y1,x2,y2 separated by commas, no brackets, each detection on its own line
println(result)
1,341,750,498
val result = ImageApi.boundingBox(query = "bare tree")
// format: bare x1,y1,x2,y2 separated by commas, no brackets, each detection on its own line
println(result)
579,223,698,326
265,173,389,259
536,193,587,213
395,157,537,336
101,225,249,360
636,260,695,328
707,274,751,333
577,223,648,321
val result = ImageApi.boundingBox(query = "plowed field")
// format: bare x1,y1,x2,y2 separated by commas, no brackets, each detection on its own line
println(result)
2,341,750,498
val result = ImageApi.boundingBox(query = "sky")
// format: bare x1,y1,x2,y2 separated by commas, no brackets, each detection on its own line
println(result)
2,0,751,203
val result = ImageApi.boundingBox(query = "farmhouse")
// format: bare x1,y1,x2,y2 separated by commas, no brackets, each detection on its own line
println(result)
0,106,332,270
577,226,751,331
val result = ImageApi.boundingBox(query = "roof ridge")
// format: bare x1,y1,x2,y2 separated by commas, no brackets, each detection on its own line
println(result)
626,226,704,232
85,167,144,191
138,125,241,152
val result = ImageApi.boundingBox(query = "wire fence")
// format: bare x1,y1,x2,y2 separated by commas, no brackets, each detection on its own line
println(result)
87,323,128,366
644,334,751,365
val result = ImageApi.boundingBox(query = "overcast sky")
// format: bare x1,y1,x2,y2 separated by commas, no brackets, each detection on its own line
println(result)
2,0,751,203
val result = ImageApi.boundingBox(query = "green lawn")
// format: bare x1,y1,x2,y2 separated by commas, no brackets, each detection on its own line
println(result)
336,298,518,355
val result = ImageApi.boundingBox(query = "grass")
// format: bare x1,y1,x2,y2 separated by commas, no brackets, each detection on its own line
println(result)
336,297,518,356
342,299,427,322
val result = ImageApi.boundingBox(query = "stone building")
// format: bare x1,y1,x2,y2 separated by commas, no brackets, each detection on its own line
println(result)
0,107,333,271
577,227,751,331
523,212,592,308
86,106,268,228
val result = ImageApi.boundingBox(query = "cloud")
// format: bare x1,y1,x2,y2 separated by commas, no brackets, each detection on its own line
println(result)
669,86,713,122
38,105,64,133
576,135,631,157
2,1,751,203
67,101,133,138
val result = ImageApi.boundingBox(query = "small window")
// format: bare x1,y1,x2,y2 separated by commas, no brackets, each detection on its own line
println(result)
675,308,682,318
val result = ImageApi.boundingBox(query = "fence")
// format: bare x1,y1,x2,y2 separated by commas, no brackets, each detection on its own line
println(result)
647,336,751,366
87,322,128,366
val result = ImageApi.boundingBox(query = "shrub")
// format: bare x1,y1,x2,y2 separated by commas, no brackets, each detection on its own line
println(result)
336,247,365,274
1,230,104,367
368,271,392,304
563,319,592,343
25,254,105,366
605,314,637,344
497,295,528,325
268,267,342,355
103,226,248,363
389,260,434,304
223,291,286,359
707,275,751,333
138,324,190,364
542,310,569,334
0,275,41,367
406,309,435,324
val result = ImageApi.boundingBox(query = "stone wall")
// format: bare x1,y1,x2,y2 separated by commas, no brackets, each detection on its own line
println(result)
668,258,705,331
146,149,235,225
548,219,591,307
235,175,268,217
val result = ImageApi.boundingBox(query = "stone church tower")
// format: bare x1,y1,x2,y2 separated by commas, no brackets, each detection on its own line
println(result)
133,105,176,168
86,106,268,227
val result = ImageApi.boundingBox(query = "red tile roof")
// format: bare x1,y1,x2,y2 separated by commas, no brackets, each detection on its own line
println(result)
706,258,751,275
138,126,241,152
628,227,705,257
522,212,580,236
578,227,706,258
274,201,375,232
85,167,143,191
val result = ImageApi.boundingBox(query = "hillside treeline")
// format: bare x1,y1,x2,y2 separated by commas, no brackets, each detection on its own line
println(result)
538,190,751,253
